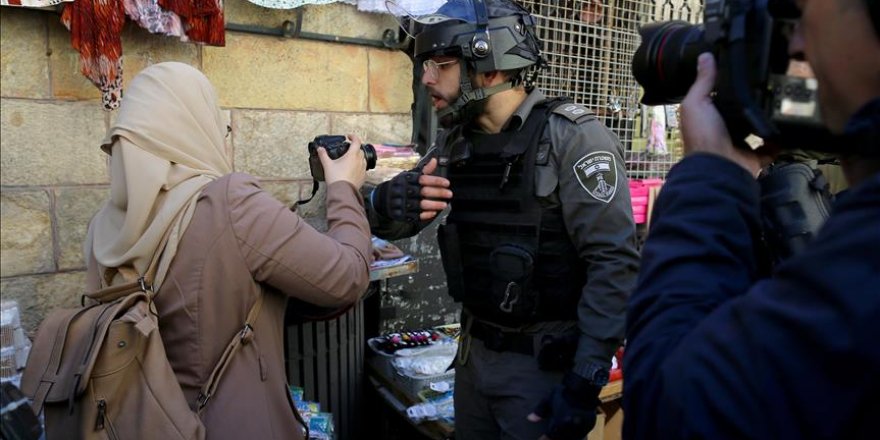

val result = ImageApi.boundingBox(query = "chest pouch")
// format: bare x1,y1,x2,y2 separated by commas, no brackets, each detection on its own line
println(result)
490,244,538,318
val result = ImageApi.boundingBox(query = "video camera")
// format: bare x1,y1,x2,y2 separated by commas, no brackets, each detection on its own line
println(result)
631,0,834,151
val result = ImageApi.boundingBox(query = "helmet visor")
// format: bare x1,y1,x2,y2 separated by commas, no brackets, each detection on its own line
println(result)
386,0,483,40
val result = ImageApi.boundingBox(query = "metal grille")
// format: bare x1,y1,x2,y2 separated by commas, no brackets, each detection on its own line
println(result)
286,303,364,440
518,0,704,178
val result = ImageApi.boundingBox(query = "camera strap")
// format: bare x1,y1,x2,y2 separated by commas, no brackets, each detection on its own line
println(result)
293,179,321,210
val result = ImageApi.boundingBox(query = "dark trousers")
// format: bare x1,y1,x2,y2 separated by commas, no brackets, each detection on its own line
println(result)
453,334,564,440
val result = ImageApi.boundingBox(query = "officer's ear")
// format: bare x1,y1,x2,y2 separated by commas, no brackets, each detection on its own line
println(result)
478,70,505,87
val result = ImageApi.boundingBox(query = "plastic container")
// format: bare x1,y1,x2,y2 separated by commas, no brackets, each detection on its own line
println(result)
631,196,648,206
629,185,649,197
393,369,456,398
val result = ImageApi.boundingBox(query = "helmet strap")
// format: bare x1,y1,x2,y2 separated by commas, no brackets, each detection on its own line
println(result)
437,82,514,126
437,63,515,126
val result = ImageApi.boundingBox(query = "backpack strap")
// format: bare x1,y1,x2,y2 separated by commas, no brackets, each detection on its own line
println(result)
195,290,265,413
29,306,91,413
28,280,145,414
88,249,264,413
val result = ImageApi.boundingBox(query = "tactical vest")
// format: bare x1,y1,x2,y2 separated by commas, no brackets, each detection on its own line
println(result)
436,98,587,327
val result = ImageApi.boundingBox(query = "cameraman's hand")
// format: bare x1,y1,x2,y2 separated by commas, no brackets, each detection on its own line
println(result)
681,53,763,176
320,134,367,189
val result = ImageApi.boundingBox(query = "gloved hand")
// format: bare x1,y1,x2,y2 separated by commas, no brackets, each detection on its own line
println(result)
371,170,423,223
528,371,602,440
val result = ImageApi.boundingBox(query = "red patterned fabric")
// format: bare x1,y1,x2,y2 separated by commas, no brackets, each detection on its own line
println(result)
158,0,225,46
59,0,224,109
61,0,127,110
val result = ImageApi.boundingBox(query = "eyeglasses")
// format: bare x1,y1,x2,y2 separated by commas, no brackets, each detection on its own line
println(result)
422,59,459,80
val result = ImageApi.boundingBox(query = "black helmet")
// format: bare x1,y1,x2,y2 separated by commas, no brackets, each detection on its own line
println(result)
412,0,542,73
392,0,544,126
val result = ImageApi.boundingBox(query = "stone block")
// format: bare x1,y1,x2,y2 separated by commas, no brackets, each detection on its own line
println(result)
330,113,412,145
225,1,398,42
0,190,53,278
0,99,109,186
119,24,200,87
222,108,234,162
50,21,201,101
55,187,108,271
47,18,100,101
260,179,327,222
232,109,330,179
259,180,300,208
0,272,86,336
204,33,368,111
224,0,297,27
303,3,399,41
368,49,413,113
0,8,50,99
295,182,327,221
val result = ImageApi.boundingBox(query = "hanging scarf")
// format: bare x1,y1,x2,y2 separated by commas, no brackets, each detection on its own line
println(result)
0,0,72,6
61,0,224,110
61,0,127,110
123,0,187,40
158,0,225,46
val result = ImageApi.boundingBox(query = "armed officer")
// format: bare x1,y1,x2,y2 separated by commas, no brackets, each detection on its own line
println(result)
368,1,639,439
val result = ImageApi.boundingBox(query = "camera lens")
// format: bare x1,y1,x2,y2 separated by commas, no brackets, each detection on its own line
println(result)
632,21,710,105
362,144,377,171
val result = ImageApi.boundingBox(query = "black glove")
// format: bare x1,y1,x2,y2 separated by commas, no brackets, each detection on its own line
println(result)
371,170,423,223
531,371,602,440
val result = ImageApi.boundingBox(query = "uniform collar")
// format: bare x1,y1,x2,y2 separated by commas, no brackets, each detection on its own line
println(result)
501,88,547,132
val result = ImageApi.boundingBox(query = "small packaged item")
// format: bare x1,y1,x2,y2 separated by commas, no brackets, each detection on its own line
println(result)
0,301,31,383
308,412,335,439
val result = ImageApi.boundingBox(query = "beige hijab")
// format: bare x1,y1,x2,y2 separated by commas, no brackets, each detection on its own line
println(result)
85,62,232,290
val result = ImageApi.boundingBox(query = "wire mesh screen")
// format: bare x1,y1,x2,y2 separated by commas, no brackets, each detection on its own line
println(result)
518,0,704,179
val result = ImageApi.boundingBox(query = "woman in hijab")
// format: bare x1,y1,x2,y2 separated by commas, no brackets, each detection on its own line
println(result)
84,62,372,439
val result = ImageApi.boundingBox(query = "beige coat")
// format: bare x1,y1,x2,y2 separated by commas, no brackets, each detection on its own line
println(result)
87,173,371,440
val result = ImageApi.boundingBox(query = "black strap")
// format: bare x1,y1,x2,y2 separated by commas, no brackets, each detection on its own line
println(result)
468,318,535,356
294,179,321,209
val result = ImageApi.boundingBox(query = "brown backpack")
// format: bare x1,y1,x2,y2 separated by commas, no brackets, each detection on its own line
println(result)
20,274,263,440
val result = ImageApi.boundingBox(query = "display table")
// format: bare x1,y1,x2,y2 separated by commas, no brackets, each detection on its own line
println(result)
285,256,419,440
366,357,625,440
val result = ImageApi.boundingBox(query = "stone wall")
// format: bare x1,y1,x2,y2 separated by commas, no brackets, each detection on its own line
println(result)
1,2,455,336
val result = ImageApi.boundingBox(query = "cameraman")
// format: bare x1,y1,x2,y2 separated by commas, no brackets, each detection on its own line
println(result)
624,0,880,438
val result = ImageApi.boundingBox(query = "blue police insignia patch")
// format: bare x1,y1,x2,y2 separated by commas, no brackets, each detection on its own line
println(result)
573,151,617,203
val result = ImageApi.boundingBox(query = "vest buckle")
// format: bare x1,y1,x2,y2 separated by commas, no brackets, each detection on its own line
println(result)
499,282,520,313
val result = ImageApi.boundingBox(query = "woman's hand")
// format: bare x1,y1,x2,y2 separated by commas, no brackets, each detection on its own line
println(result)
320,133,367,189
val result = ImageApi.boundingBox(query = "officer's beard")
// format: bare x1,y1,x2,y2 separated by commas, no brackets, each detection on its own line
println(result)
438,96,487,128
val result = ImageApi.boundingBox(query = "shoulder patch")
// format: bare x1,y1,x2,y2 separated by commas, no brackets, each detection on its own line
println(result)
573,151,618,203
552,103,596,124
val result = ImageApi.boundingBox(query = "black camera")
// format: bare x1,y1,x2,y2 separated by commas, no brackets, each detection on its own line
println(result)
307,135,378,181
632,0,834,151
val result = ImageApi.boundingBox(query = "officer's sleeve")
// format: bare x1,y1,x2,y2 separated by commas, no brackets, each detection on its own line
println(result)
548,116,640,379
366,148,438,240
